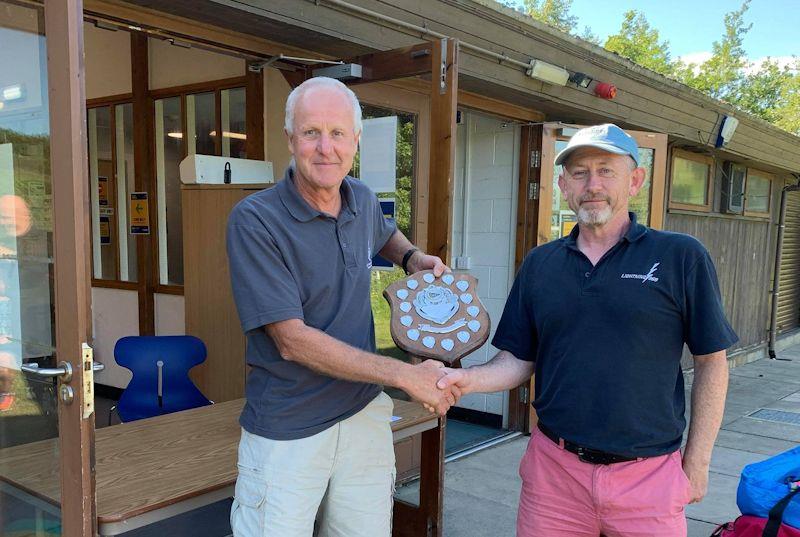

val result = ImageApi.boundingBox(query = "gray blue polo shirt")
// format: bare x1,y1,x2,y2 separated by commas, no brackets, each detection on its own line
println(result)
492,213,738,458
226,168,396,440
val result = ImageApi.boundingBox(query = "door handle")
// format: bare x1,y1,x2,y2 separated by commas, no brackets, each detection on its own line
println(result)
21,361,104,382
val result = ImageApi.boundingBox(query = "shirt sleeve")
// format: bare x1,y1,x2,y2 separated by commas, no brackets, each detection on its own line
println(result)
226,221,304,333
371,194,397,254
491,255,538,362
683,252,739,355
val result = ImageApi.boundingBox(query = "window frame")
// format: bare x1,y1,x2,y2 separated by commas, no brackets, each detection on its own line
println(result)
87,95,139,290
743,167,773,218
150,76,247,294
668,148,714,213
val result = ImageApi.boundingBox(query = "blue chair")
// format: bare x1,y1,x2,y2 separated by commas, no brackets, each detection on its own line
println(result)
113,335,212,423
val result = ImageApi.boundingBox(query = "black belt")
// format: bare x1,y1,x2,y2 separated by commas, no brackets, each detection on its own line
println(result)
537,422,637,465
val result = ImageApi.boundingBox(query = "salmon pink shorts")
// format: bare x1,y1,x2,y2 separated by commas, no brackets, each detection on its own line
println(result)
517,427,693,537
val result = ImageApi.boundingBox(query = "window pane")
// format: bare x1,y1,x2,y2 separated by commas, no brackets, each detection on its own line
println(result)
154,97,184,285
632,148,653,225
746,172,771,213
186,92,215,156
359,105,417,374
87,106,117,280
221,87,246,158
671,156,709,206
115,104,137,281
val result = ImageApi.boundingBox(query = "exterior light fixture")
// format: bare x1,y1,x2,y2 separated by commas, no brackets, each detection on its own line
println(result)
715,115,739,148
525,60,570,86
1,85,24,101
568,72,593,88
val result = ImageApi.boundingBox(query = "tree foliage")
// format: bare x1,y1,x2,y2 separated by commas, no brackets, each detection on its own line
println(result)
604,10,676,77
522,0,578,34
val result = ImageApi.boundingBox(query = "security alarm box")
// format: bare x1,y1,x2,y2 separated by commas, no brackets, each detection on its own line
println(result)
179,154,274,185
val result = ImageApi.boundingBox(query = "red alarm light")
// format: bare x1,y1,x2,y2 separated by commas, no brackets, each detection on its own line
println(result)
594,82,617,99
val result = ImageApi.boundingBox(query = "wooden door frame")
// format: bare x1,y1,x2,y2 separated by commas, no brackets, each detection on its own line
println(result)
45,0,97,534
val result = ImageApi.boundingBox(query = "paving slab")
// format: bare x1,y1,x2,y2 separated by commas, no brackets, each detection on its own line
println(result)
724,415,800,442
714,429,799,455
708,445,771,478
688,518,720,537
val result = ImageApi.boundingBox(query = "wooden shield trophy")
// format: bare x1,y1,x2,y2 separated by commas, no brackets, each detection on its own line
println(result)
383,270,490,365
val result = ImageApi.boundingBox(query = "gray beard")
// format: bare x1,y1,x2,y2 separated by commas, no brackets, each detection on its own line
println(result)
577,205,613,227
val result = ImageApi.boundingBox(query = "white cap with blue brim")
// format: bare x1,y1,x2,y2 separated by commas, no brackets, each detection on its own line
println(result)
554,124,640,167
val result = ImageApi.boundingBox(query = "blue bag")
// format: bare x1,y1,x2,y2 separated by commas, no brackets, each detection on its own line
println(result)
738,446,800,530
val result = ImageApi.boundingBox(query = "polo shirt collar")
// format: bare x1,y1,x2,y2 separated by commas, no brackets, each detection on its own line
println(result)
277,167,358,222
564,211,648,249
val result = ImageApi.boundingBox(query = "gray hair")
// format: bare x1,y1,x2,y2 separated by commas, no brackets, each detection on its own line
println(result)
284,77,363,136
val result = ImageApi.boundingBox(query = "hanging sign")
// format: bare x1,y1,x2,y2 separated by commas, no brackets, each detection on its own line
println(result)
130,192,150,235
371,198,395,270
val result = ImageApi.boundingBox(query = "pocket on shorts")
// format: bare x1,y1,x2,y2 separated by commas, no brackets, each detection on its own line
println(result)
230,470,267,535
674,453,693,505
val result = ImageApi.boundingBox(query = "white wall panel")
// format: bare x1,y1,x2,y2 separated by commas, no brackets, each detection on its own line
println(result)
91,287,138,389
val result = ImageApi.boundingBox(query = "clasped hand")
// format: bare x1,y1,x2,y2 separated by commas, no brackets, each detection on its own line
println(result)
405,361,468,415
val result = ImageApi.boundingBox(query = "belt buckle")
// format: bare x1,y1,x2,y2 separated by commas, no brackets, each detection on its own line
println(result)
576,446,605,465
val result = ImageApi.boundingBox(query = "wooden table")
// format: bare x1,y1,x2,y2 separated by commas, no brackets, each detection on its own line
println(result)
0,398,445,536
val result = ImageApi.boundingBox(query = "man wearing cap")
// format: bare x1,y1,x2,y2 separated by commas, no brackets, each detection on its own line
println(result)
438,124,737,536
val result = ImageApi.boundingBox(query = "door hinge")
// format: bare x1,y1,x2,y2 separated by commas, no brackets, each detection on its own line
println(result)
519,385,530,404
530,150,541,168
528,182,539,200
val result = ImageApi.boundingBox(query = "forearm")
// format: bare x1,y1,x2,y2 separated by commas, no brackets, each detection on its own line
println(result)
684,350,728,469
268,320,412,390
462,351,534,394
379,230,415,267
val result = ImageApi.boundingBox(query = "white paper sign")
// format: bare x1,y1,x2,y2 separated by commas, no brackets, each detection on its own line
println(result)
359,116,397,193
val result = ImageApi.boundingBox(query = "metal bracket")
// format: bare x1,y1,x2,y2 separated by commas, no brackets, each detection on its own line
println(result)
439,38,448,94
519,385,530,404
531,149,541,168
248,54,344,73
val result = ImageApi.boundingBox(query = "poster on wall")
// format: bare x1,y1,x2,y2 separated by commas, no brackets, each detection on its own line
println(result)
98,176,109,206
129,192,150,235
99,216,111,245
371,198,395,270
359,116,397,194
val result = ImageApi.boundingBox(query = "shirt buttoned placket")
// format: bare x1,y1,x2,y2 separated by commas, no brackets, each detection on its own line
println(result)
336,210,358,269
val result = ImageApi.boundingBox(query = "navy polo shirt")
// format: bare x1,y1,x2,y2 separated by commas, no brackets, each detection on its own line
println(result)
226,168,396,440
492,213,738,458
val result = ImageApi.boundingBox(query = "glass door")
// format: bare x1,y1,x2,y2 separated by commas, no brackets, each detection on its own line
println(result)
0,1,95,535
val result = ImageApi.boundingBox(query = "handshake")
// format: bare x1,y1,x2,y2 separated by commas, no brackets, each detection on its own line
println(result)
402,359,471,416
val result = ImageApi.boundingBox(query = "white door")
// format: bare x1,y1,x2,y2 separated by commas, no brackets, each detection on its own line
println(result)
451,110,520,425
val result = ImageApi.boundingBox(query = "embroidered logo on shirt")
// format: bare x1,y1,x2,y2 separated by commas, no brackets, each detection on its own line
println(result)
620,262,660,283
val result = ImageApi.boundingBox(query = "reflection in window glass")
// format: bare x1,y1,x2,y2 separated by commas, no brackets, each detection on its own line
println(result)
187,92,215,156
357,105,417,371
746,172,771,214
671,157,709,206
154,97,184,285
550,141,653,240
221,87,246,159
0,0,59,460
88,106,116,280
87,104,137,282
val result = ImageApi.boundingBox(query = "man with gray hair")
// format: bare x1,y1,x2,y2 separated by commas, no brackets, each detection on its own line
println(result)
438,124,737,536
226,76,455,536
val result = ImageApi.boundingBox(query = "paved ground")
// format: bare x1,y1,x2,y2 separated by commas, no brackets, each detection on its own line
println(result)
396,342,800,536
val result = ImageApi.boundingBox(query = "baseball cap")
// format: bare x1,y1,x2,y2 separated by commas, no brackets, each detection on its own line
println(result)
554,124,640,167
